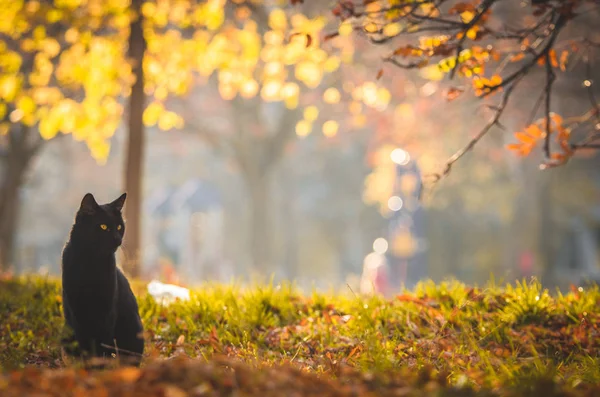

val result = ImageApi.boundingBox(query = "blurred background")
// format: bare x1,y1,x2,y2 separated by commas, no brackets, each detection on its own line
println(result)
1,0,599,294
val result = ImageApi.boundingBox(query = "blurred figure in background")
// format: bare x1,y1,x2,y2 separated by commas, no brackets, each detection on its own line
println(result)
360,252,390,297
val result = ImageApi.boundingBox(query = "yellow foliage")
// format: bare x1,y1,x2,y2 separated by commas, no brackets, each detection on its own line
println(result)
239,79,259,98
269,9,287,31
323,87,341,104
281,82,299,109
56,0,85,10
0,0,132,163
261,79,282,101
323,56,340,73
383,23,402,37
143,102,164,127
295,61,322,88
158,111,181,131
38,114,59,140
460,10,475,23
88,139,110,164
304,105,319,121
16,95,36,116
0,0,343,164
0,75,21,101
41,38,61,58
295,119,312,137
322,120,339,137
338,22,353,36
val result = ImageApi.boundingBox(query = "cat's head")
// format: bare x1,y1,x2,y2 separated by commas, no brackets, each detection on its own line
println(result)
73,193,127,251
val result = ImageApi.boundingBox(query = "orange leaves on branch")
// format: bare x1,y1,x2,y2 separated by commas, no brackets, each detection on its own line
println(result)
393,45,423,57
550,112,563,127
559,50,569,71
419,35,450,51
507,113,574,161
510,53,525,62
536,49,569,71
457,26,480,40
549,49,559,68
552,113,574,159
507,124,543,156
472,74,502,96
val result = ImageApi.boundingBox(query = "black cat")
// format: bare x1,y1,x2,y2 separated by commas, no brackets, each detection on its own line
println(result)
61,193,144,367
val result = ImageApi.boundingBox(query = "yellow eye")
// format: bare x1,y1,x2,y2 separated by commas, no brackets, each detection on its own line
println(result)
117,225,122,230
100,224,108,230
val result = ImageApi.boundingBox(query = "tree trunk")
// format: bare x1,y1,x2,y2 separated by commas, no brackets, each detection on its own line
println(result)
279,163,298,280
122,0,146,277
247,173,272,277
0,125,37,271
538,173,555,286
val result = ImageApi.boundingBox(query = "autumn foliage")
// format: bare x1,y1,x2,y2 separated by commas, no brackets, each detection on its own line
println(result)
330,0,600,174
0,1,384,162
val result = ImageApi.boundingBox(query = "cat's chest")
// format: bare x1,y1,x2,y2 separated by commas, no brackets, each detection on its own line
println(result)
62,247,118,297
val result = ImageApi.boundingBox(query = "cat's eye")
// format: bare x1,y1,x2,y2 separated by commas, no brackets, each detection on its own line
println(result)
100,224,108,230
117,225,122,230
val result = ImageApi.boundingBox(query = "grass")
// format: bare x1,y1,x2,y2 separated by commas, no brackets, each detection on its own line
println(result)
1,275,600,396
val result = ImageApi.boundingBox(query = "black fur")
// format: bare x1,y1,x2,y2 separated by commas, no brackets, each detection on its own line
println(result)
61,193,144,367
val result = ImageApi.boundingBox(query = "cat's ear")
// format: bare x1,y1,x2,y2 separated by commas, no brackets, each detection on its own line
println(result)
79,193,99,215
110,193,127,212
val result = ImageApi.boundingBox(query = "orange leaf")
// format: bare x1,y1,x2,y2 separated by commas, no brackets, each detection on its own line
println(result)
489,74,502,86
559,50,568,71
549,49,558,68
507,143,527,155
510,53,525,62
550,112,563,126
558,138,573,154
376,68,384,80
347,345,361,360
515,132,535,143
525,124,543,138
445,87,464,101
557,125,570,140
519,144,534,156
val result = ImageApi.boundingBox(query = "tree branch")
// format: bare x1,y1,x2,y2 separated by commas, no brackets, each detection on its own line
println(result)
543,52,556,160
431,76,523,181
449,0,496,79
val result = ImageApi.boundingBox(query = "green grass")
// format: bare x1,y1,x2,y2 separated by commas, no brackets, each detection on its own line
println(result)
1,275,600,396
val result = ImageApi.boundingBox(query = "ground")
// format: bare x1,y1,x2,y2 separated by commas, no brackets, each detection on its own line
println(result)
1,275,599,396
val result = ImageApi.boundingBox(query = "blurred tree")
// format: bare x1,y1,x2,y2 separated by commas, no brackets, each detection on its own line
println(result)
0,0,131,270
140,0,394,274
329,0,600,175
0,0,394,276
122,0,147,277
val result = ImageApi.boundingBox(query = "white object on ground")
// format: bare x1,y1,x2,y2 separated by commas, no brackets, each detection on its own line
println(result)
147,280,190,305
